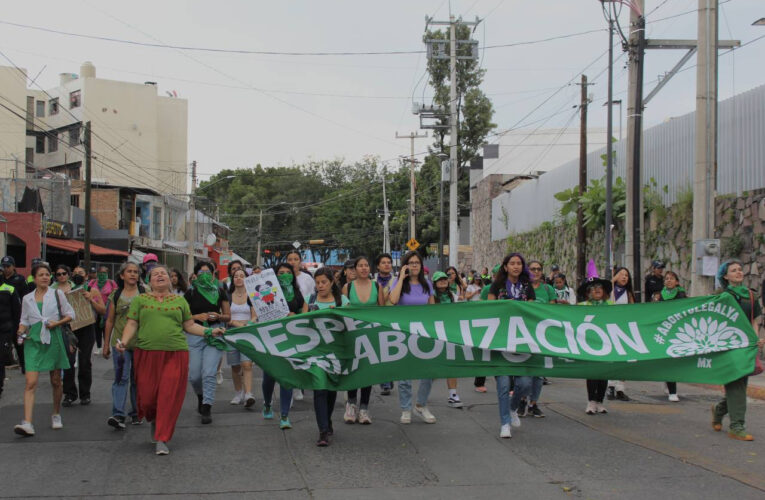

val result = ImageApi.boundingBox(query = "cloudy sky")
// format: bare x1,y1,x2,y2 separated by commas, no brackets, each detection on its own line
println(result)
1,0,763,179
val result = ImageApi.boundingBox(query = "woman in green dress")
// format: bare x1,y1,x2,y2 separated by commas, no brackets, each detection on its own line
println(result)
14,263,74,437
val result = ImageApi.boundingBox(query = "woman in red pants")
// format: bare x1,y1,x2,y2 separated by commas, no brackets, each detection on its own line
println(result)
116,265,223,455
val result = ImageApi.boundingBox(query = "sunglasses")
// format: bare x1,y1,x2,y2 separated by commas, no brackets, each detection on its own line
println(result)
55,272,68,276
529,267,542,272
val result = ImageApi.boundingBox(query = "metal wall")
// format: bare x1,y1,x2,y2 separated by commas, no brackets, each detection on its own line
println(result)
493,84,765,240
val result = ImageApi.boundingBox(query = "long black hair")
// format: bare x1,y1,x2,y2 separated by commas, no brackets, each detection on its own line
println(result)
493,252,530,289
400,251,431,296
446,265,465,291
170,267,188,293
227,268,247,295
612,266,636,302
274,262,305,312
313,267,343,307
337,259,355,291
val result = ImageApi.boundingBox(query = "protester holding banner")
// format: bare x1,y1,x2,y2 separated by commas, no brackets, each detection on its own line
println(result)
712,260,764,441
389,251,437,424
374,253,396,395
433,271,464,410
606,267,636,402
519,259,552,418
487,253,536,438
62,266,104,407
117,264,224,455
227,269,257,408
261,263,308,430
578,263,614,416
657,270,687,402
14,262,74,437
342,256,383,424
184,261,230,425
309,268,349,445
103,262,145,429
474,264,502,393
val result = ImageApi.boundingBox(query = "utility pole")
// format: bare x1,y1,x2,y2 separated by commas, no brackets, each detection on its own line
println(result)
395,131,427,241
625,0,645,302
186,160,197,278
448,15,459,268
381,172,390,254
691,0,718,297
576,76,589,284
256,208,264,267
83,121,92,271
605,16,615,280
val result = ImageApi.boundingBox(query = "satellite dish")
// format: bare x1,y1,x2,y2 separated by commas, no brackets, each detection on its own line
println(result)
205,233,217,246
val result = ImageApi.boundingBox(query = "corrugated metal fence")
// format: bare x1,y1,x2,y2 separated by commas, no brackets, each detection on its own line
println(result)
492,84,765,240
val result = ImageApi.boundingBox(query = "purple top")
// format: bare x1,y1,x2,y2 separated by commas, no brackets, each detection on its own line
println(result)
391,278,433,306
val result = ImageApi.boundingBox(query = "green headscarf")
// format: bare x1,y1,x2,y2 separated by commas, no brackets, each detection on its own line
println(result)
437,291,453,303
192,271,220,305
97,271,108,289
660,286,685,301
726,285,751,302
278,273,295,302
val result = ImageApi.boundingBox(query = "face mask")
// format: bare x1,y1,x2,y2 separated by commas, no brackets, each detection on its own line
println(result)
97,272,108,288
72,274,85,286
278,273,295,301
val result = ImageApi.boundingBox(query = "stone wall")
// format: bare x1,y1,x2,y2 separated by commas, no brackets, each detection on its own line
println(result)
471,174,508,272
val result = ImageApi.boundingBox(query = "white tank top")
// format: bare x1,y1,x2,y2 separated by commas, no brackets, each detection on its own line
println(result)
230,300,251,322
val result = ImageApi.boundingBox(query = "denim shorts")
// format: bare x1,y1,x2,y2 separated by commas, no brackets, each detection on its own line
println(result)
226,349,251,365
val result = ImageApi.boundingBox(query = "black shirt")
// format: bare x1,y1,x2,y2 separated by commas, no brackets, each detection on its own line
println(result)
1,272,29,298
184,286,228,326
488,279,536,301
645,274,663,303
0,282,21,333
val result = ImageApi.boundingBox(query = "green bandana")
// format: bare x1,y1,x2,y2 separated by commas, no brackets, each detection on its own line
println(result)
193,272,220,305
437,292,453,303
449,283,457,294
661,286,685,301
726,285,750,302
278,273,295,302
97,272,108,289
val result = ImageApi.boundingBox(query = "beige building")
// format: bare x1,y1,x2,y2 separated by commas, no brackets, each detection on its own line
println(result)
0,66,28,179
25,62,188,199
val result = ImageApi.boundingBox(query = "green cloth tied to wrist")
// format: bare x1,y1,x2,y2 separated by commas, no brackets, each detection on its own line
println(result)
203,328,230,351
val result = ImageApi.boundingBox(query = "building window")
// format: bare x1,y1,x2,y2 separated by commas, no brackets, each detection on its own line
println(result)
35,135,45,154
152,207,162,240
49,98,59,115
69,125,81,146
68,165,80,180
70,195,80,207
36,100,45,117
69,90,81,109
48,132,58,153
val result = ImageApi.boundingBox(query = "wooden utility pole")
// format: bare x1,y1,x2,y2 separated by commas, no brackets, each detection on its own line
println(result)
395,132,427,241
83,121,92,271
576,75,589,284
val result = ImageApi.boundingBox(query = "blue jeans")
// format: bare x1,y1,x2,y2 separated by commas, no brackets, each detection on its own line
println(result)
398,379,433,410
262,372,293,417
496,376,537,425
111,349,137,418
529,376,543,402
186,334,223,405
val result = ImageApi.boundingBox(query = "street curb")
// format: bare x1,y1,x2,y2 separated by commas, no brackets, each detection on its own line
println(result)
692,382,765,401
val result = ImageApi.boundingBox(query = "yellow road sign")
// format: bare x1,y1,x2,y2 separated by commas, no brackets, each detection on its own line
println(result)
406,238,420,251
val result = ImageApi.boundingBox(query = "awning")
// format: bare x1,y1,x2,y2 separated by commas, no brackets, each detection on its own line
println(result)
46,238,130,257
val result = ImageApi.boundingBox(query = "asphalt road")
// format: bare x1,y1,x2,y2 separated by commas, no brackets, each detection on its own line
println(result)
1,355,764,499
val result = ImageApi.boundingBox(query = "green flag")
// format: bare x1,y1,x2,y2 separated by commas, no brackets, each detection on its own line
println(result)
215,294,757,390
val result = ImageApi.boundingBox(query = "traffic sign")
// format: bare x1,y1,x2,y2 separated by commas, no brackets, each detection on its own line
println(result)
292,240,301,249
406,238,420,251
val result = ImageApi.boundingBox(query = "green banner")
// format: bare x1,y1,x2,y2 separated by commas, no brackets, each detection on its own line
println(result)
217,294,757,390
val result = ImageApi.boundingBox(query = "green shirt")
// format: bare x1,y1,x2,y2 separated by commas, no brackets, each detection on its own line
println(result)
108,289,141,349
533,283,557,303
480,284,491,300
313,295,350,310
126,293,191,351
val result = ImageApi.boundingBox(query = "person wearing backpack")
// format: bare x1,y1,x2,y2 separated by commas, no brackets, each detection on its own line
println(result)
102,262,145,429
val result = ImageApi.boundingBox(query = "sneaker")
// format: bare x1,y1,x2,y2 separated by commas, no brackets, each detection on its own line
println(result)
595,403,608,414
668,394,680,402
606,387,616,400
510,410,521,428
500,423,512,438
728,429,754,441
615,391,631,401
528,404,545,418
294,390,304,401
279,416,292,429
414,404,436,424
262,405,274,420
448,395,464,408
79,397,91,406
517,399,528,417
230,391,244,405
14,421,35,437
107,415,126,430
216,370,223,385
400,410,411,424
244,393,256,408
542,377,551,385
200,404,212,425
357,409,372,425
62,397,75,407
130,415,144,425
344,402,358,424
155,441,170,455
51,414,63,430
316,432,329,447
585,401,597,415
475,386,488,393
711,404,722,432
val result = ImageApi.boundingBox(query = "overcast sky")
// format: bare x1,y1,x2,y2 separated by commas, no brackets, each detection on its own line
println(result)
1,0,763,179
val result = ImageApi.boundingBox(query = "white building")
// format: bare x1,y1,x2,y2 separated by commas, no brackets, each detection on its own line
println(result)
24,62,188,199
0,66,28,179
